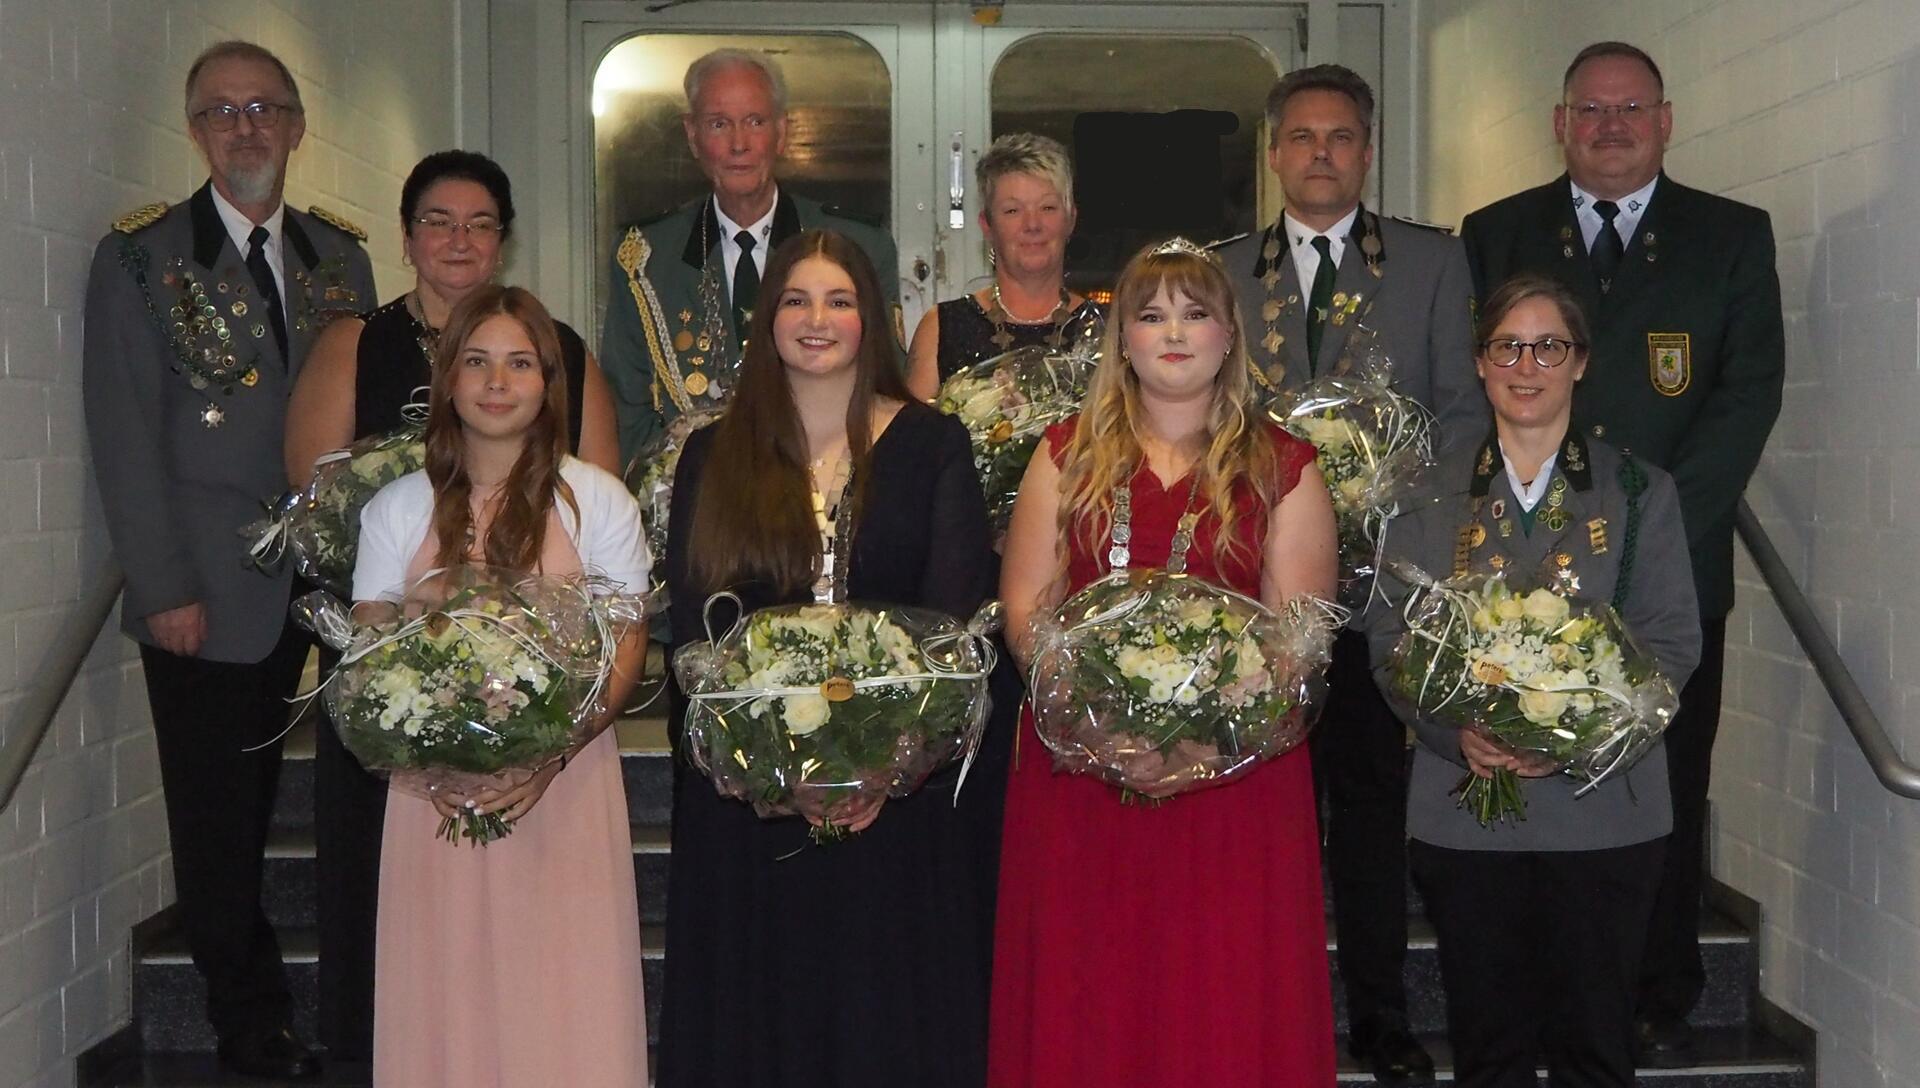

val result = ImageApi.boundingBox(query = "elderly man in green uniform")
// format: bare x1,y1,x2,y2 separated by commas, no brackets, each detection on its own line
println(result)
82,40,374,1080
1214,63,1480,1088
600,47,899,464
1460,41,1785,1067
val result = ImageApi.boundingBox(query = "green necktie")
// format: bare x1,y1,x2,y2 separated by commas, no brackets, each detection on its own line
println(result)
1306,234,1336,373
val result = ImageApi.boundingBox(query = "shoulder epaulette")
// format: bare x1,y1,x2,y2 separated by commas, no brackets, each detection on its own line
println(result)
112,202,170,234
1206,231,1252,250
821,203,884,229
626,207,679,233
305,205,367,241
1389,215,1455,236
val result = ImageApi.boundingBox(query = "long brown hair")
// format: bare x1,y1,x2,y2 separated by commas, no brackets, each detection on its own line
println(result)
1059,241,1280,568
424,285,577,571
688,229,912,594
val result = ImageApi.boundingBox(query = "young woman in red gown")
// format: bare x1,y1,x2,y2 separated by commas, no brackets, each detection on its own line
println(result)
990,238,1340,1087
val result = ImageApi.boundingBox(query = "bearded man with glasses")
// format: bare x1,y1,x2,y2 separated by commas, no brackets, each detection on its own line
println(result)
82,39,373,1081
1460,40,1785,1069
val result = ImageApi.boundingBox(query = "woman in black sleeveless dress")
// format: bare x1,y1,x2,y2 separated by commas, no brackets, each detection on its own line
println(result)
281,151,620,1064
906,133,1103,398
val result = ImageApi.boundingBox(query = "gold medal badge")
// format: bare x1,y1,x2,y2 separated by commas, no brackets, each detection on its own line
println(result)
1648,332,1691,396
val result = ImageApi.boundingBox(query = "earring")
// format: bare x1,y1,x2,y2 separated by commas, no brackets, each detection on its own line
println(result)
402,251,413,269
987,245,997,268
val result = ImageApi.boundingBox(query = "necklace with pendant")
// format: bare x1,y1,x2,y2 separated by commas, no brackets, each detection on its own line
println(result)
987,284,1072,351
1107,465,1204,574
810,447,853,602
405,290,443,363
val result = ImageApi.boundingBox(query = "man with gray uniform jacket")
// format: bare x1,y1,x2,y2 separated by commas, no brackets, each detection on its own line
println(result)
82,40,373,1081
1213,64,1480,1086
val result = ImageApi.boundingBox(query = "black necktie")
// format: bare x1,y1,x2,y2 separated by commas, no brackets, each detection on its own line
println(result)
731,230,759,345
1306,235,1337,372
245,225,289,363
1590,199,1624,292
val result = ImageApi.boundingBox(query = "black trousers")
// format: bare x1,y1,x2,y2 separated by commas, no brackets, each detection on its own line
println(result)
1310,629,1412,1035
313,646,388,1061
139,619,309,1040
1411,838,1666,1088
1637,616,1728,1022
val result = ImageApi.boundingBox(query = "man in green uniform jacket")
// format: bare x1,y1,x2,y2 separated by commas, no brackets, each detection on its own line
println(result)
1459,41,1784,1066
600,47,899,465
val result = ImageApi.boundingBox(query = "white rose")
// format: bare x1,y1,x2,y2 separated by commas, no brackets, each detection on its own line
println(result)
1522,589,1572,630
1517,688,1571,725
780,694,831,736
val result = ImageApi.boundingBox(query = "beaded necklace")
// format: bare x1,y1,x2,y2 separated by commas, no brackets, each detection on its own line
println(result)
986,284,1074,351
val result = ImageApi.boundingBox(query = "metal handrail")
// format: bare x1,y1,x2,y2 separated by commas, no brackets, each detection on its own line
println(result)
1736,500,1920,798
0,562,124,811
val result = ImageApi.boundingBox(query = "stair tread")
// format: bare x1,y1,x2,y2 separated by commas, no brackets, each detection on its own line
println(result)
142,924,664,964
94,1025,1807,1085
263,821,669,857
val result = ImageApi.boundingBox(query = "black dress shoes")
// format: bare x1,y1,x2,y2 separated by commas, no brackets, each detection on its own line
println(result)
1350,1020,1436,1086
1635,1014,1696,1068
217,1024,322,1080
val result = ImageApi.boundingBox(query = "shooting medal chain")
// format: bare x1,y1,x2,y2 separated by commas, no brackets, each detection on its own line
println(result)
1107,465,1204,574
986,284,1073,351
811,447,854,603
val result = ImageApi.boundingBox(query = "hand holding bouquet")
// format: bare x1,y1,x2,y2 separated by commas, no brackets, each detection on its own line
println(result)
1026,571,1338,800
298,566,649,844
622,409,724,587
247,427,428,596
936,343,1097,530
1268,335,1435,608
1385,568,1680,827
673,598,997,842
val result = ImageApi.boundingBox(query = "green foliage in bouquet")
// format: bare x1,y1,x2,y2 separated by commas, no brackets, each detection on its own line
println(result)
294,428,427,596
1029,571,1336,800
936,345,1095,531
1388,573,1677,827
675,602,993,843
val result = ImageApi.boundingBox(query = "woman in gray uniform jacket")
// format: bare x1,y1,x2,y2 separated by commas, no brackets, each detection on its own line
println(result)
1365,273,1702,1088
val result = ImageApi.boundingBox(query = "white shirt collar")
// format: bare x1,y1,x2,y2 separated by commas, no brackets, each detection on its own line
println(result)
714,189,778,251
1569,175,1658,250
1501,444,1561,513
208,182,286,260
1282,205,1360,255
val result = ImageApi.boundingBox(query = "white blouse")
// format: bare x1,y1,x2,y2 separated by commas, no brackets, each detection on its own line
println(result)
353,456,651,601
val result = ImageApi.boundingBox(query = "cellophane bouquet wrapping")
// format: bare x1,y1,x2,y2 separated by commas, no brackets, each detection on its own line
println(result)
1268,337,1435,608
936,340,1099,530
622,409,725,588
296,565,649,845
247,427,428,597
1026,571,1338,799
1384,566,1679,827
672,598,998,842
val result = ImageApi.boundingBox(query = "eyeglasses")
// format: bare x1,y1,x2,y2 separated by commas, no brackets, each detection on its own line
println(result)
193,101,300,132
1565,100,1662,122
410,216,504,241
1480,337,1584,368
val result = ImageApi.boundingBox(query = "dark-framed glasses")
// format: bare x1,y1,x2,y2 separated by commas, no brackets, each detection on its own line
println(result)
194,101,299,132
1567,100,1661,122
1480,337,1583,368
410,216,503,241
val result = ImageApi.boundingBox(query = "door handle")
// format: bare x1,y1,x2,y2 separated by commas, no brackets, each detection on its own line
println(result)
948,133,967,230
912,257,931,282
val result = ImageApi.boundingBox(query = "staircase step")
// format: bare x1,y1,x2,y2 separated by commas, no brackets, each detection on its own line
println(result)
132,925,665,1054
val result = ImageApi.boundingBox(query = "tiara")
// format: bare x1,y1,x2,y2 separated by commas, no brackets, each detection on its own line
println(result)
1150,236,1220,263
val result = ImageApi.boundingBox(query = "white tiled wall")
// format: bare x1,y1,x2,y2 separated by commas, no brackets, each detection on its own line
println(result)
0,4,455,1086
1417,2,1920,1084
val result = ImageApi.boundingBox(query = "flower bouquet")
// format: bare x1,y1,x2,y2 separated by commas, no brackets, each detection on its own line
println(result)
1385,567,1680,827
296,566,648,845
673,597,998,842
246,427,428,597
1268,335,1435,608
622,408,725,587
1025,571,1338,799
936,343,1097,530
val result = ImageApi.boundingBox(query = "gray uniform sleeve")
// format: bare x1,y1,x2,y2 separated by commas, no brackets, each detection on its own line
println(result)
598,238,665,467
82,235,199,622
1617,469,1703,689
1426,237,1487,450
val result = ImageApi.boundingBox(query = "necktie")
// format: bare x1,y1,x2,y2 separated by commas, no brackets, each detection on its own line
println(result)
245,226,289,364
1591,199,1624,292
1306,235,1337,373
731,230,759,346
